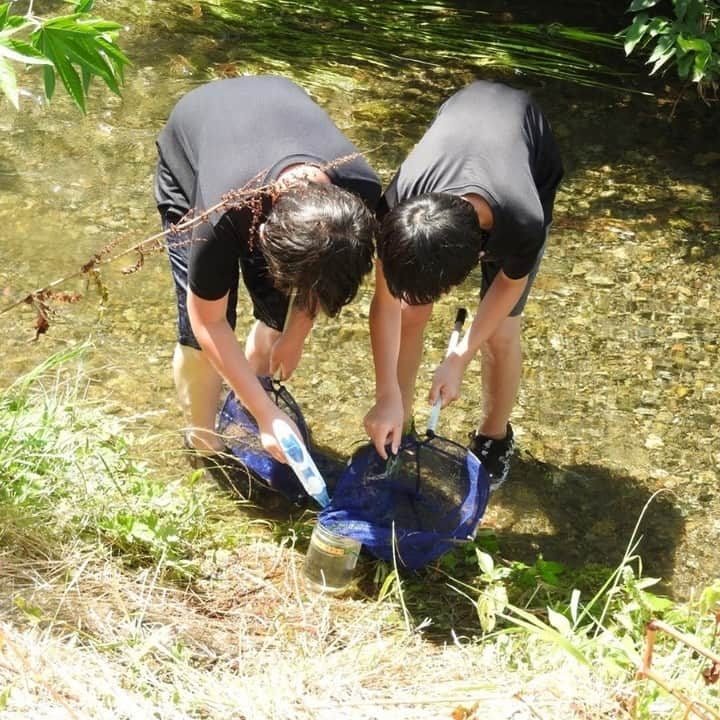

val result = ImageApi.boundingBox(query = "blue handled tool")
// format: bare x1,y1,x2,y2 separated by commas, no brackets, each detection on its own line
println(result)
272,418,331,508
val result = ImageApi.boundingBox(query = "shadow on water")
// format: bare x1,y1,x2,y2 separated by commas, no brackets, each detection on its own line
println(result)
345,452,685,640
153,0,633,88
489,454,684,591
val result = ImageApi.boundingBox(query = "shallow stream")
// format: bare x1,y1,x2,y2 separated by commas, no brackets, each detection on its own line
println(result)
1,0,718,599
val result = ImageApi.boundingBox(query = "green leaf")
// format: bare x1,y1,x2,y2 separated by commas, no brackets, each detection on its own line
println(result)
37,30,86,111
647,34,677,74
477,550,495,576
628,0,661,11
40,20,133,92
677,36,713,54
622,13,650,55
81,62,91,93
75,0,94,12
699,582,720,614
96,37,131,77
640,591,673,612
646,16,671,38
677,50,694,78
569,588,581,625
0,684,12,711
0,13,28,37
61,35,119,91
647,33,675,63
692,49,710,81
31,19,126,108
675,0,690,22
476,593,497,632
81,20,124,33
14,596,43,622
377,569,398,602
536,558,565,585
42,63,56,100
547,607,572,635
634,576,662,590
0,39,53,66
502,605,592,667
0,3,9,28
128,519,157,544
0,53,18,108
649,48,675,74
6,39,47,60
44,16,124,35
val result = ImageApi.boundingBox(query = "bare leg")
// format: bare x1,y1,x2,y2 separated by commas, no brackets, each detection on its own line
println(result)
397,302,433,427
244,320,282,376
476,315,522,439
173,343,225,451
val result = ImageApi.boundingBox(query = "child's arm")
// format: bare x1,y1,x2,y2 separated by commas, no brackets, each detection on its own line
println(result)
429,270,528,407
364,259,405,458
187,289,304,462
269,304,315,380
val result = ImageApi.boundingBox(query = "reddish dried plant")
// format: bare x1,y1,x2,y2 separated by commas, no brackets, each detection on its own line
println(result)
2,154,361,338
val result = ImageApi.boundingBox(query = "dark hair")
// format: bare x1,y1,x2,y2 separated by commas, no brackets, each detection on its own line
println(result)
261,182,376,317
378,193,485,305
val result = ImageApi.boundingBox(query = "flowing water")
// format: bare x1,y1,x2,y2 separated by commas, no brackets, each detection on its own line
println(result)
1,0,718,599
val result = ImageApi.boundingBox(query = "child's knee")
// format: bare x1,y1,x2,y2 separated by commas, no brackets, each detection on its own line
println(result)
483,319,521,357
401,302,433,330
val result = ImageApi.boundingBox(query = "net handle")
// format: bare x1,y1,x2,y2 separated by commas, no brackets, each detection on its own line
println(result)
427,308,468,435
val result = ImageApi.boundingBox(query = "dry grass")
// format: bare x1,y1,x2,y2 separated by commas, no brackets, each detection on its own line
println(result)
0,525,625,720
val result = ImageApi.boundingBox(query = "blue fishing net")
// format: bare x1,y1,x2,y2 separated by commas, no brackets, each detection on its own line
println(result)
216,376,312,504
216,376,345,505
216,360,490,568
319,431,490,570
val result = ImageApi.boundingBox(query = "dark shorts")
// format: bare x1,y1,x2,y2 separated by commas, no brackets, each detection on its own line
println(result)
480,227,549,317
162,209,289,349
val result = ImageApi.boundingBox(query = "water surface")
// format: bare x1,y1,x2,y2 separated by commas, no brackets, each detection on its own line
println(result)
1,0,718,599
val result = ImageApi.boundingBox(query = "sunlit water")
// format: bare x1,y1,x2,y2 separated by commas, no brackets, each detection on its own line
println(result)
1,0,717,599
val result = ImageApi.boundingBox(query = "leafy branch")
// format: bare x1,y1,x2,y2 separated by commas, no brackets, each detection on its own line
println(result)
619,0,720,108
1,204,226,340
0,0,130,111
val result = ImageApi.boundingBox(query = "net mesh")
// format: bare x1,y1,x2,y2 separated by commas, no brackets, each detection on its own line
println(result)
319,432,490,569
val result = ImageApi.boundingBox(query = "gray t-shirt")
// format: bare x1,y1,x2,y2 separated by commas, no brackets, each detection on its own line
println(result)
382,81,563,279
155,75,381,300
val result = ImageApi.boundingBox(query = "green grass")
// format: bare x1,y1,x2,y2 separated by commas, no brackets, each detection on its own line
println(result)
0,349,717,719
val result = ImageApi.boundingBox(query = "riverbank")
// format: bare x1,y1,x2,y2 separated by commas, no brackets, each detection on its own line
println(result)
1,351,717,719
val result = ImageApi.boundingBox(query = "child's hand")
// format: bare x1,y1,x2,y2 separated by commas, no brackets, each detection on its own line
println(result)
257,406,304,464
364,390,404,459
428,353,468,409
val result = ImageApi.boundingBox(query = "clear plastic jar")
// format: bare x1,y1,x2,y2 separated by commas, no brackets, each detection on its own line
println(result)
303,522,361,595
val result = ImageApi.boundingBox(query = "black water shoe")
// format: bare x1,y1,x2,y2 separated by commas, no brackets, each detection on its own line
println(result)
468,424,515,491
